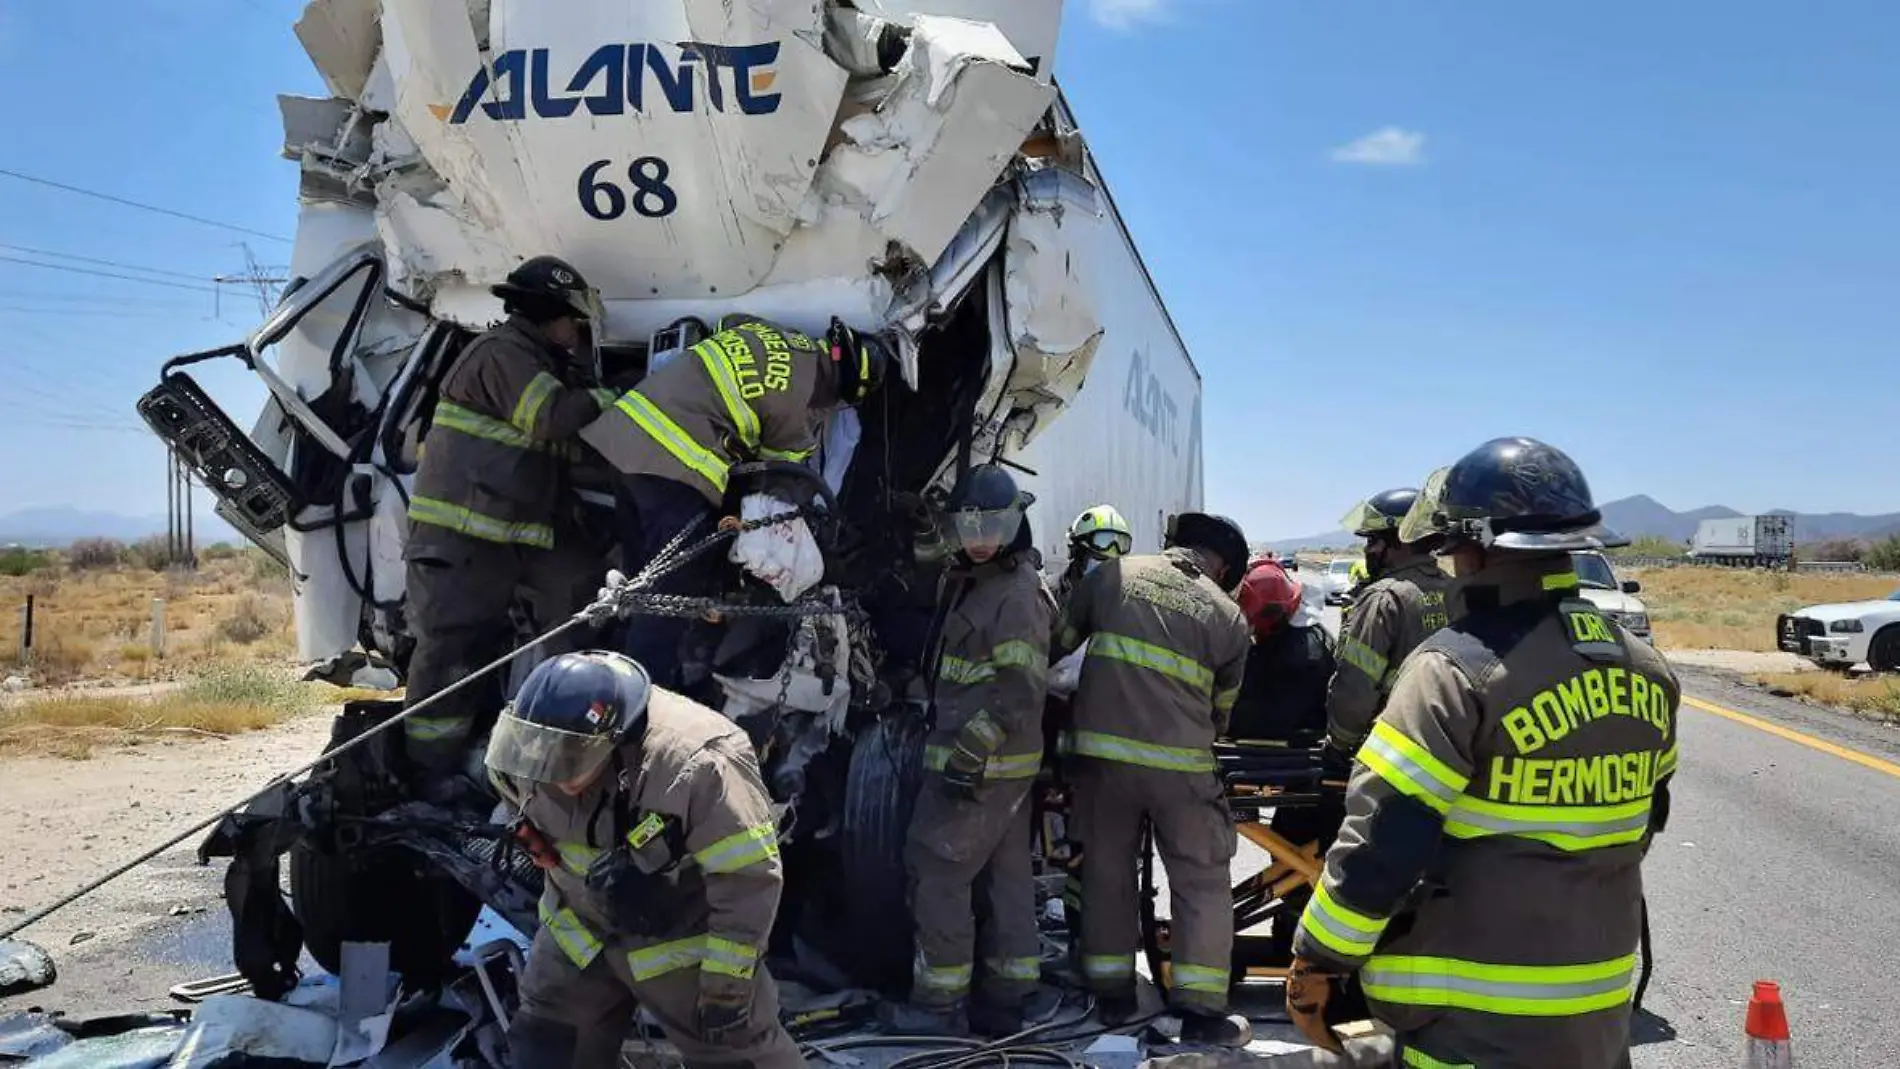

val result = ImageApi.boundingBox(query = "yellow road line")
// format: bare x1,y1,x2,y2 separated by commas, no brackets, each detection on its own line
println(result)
1683,694,1900,781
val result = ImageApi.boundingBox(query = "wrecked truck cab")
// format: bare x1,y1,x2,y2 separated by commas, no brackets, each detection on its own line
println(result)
137,0,1204,1003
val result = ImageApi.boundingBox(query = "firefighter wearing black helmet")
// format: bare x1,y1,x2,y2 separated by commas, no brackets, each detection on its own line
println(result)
1325,487,1452,756
1051,512,1252,1045
1287,437,1680,1069
486,651,802,1069
403,255,617,785
884,464,1058,1036
579,315,892,687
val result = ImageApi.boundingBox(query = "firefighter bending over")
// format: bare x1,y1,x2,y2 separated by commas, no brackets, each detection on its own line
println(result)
403,256,615,791
1326,489,1451,758
1053,512,1253,1046
1287,437,1679,1069
886,465,1057,1036
487,651,802,1069
579,316,891,687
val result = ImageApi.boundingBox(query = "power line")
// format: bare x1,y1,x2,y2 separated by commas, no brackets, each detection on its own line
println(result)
0,289,207,307
0,255,222,294
0,304,198,319
0,167,292,245
0,242,211,282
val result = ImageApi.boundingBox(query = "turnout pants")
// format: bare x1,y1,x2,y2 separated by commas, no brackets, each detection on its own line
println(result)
903,773,1041,1009
513,925,805,1069
615,473,718,689
1072,760,1236,1013
402,527,602,772
1392,1007,1635,1069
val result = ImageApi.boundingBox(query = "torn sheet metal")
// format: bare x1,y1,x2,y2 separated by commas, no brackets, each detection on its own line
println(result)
297,0,385,100
168,995,339,1068
998,162,1106,448
862,0,1065,82
821,16,1053,269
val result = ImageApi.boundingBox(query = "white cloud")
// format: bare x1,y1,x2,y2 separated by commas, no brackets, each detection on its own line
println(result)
1331,127,1427,167
1089,0,1170,31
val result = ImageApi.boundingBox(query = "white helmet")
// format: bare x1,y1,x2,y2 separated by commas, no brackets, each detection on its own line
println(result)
1069,505,1133,561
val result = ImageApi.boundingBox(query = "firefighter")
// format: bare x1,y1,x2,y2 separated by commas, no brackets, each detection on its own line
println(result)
1325,489,1452,759
1287,437,1680,1069
403,255,616,788
579,316,891,687
885,465,1056,1036
1057,505,1133,602
486,650,802,1069
1052,512,1253,1045
1226,558,1342,964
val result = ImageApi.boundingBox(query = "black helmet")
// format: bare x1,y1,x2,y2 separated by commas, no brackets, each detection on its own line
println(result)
491,255,604,324
1398,437,1628,552
1164,512,1250,589
1340,488,1420,539
826,318,891,405
946,463,1031,555
482,651,650,785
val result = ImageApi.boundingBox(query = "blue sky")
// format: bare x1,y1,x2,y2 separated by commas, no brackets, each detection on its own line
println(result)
1,0,1896,541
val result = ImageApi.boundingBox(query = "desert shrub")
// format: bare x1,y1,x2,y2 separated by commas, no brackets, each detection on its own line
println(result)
0,547,51,577
67,538,126,571
216,593,279,645
126,535,173,572
200,542,240,562
1864,535,1900,573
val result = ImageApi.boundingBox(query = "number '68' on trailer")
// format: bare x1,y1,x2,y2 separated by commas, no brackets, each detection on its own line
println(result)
578,157,678,220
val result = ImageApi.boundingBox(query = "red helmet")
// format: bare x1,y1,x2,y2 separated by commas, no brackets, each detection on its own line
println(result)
1237,559,1302,638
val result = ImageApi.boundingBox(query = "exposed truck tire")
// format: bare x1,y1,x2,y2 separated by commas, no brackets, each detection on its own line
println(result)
289,839,483,986
839,709,927,994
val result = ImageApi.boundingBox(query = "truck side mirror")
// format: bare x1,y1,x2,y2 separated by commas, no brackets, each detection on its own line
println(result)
1621,580,1641,594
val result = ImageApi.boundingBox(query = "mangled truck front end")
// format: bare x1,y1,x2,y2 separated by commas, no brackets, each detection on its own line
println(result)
138,0,1203,999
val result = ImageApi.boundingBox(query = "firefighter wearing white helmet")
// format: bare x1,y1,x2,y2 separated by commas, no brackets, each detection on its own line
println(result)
1287,437,1680,1069
1058,505,1133,602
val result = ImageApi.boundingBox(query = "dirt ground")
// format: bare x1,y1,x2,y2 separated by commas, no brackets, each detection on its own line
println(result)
0,710,333,957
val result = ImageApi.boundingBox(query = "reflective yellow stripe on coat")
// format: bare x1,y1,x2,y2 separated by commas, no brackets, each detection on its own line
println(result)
1087,632,1216,696
613,391,731,494
1361,952,1638,1018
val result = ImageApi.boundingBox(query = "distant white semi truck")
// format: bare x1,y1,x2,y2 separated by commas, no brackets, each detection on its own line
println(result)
1688,514,1794,568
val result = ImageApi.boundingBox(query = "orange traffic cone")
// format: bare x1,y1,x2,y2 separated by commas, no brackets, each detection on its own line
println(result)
1741,980,1794,1068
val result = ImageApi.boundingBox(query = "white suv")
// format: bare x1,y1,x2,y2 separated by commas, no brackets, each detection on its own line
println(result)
1571,551,1652,642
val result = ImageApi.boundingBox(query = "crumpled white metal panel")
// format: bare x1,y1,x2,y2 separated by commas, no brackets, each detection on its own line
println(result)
859,0,1064,79
380,0,848,301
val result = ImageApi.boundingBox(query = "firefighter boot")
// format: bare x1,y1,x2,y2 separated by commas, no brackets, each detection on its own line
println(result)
1177,1009,1252,1048
878,1000,969,1037
969,984,1063,1038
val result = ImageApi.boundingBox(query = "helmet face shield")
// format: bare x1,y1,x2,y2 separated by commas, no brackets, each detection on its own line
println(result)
1080,528,1133,558
949,502,1027,555
567,285,606,325
484,706,617,786
1339,500,1398,538
1397,468,1454,547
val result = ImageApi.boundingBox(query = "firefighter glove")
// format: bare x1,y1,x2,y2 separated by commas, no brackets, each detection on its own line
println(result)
512,821,561,872
1285,956,1347,1054
941,716,999,800
696,988,752,1043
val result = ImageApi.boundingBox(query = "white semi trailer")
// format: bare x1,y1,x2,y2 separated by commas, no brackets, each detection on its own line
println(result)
135,0,1207,996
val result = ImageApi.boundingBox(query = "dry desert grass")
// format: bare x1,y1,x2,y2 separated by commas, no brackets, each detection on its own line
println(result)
1748,670,1900,721
0,547,295,685
0,664,316,758
1630,567,1896,652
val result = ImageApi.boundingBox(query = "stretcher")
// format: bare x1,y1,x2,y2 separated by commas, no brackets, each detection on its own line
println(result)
1136,741,1341,992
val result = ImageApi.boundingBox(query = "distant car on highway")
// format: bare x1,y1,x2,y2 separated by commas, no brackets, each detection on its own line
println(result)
1570,551,1652,642
1323,558,1359,606
1778,588,1900,671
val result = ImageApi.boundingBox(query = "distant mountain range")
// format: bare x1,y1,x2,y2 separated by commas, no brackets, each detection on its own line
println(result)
1262,495,1900,553
0,507,239,547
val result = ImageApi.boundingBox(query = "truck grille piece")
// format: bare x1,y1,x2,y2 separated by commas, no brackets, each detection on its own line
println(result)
137,370,302,534
1777,614,1822,654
